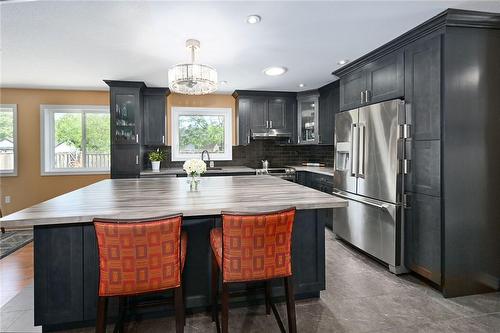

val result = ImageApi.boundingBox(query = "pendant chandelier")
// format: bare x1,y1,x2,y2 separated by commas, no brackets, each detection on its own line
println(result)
168,39,218,95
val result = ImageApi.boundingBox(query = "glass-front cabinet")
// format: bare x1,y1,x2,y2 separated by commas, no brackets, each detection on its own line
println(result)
297,92,319,144
112,88,141,144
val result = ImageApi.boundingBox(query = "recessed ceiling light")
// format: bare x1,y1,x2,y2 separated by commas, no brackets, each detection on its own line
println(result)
246,15,261,24
337,59,350,65
219,80,228,86
299,83,306,88
263,66,288,76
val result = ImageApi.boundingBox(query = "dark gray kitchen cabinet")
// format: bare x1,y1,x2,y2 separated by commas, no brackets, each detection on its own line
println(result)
405,193,441,285
34,225,83,326
249,97,269,133
318,81,339,145
339,51,404,111
365,50,404,104
404,35,441,140
406,139,441,197
106,82,144,145
237,98,251,145
105,80,145,178
233,90,297,145
111,144,141,178
268,97,287,130
339,70,366,111
143,87,168,146
296,171,307,186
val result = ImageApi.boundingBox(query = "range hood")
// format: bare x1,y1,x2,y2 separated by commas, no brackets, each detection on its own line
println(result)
251,129,292,139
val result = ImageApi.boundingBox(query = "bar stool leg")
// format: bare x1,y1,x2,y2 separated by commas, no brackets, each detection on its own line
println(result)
221,283,230,333
265,281,272,315
174,286,184,333
284,276,297,333
113,296,126,333
96,296,108,333
211,252,219,322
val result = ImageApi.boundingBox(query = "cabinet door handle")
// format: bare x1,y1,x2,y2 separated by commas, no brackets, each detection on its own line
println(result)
270,120,273,128
135,155,139,165
136,134,139,143
365,90,371,103
162,135,165,144
360,91,365,104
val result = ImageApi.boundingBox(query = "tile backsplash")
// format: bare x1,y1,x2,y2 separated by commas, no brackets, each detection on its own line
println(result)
143,141,333,169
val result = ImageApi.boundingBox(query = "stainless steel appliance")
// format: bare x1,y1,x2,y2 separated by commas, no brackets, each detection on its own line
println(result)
333,99,408,274
256,167,296,182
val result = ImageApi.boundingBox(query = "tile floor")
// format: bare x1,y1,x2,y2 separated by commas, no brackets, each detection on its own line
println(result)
0,229,499,332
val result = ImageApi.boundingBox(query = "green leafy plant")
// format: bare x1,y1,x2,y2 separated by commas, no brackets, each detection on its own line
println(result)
148,149,166,162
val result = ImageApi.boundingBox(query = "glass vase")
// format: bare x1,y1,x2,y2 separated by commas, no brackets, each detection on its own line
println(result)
189,174,200,191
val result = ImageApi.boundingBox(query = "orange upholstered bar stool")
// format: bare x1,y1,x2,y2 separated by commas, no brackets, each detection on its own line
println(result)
94,214,187,333
210,207,297,333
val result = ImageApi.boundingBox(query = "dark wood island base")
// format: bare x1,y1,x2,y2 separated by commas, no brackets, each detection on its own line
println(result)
34,209,328,332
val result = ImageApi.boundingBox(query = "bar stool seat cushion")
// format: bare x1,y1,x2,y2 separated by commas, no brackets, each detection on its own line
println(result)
95,217,187,297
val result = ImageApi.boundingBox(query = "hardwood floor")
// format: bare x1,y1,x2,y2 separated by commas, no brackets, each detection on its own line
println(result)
0,242,34,308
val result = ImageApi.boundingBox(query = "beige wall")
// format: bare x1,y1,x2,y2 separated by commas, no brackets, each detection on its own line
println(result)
166,93,236,145
0,88,110,215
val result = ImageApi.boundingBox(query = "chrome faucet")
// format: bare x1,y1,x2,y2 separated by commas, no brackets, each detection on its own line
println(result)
201,150,211,167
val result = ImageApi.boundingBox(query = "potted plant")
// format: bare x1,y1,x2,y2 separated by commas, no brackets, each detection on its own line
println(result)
183,159,207,191
148,149,166,172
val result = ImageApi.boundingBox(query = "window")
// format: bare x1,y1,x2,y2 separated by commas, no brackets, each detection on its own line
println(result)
172,107,232,161
0,105,17,176
41,105,110,175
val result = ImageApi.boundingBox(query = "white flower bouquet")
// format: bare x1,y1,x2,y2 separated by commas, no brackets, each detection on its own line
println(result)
183,159,207,177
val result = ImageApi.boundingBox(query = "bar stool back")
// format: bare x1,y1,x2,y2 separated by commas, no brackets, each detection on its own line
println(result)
94,214,187,333
210,207,297,333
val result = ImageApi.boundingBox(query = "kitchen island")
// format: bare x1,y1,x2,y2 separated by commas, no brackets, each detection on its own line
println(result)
0,176,347,331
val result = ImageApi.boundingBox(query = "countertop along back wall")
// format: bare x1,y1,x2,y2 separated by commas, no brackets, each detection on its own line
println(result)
0,88,110,215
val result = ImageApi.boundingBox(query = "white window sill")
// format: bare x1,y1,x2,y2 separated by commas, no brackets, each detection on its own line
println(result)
41,170,110,176
0,171,18,177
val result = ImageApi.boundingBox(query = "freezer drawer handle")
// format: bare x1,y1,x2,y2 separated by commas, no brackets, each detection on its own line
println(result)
332,191,390,211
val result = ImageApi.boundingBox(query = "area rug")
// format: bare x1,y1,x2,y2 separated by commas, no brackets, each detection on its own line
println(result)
0,230,33,259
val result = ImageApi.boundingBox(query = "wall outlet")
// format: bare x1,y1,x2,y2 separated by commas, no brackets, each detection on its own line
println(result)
4,196,11,204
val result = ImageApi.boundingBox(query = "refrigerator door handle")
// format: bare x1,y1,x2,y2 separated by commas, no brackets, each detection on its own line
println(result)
358,124,365,178
332,190,391,211
350,123,359,177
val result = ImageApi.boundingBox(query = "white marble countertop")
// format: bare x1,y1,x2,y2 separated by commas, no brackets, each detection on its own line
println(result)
0,176,347,228
140,165,255,176
288,165,335,177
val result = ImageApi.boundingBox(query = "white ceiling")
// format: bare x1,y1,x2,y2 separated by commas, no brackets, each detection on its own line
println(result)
1,0,500,93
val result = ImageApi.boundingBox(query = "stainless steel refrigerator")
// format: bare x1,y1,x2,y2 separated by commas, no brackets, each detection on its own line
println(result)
333,99,408,274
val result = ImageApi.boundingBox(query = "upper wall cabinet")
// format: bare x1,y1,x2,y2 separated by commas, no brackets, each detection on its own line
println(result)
404,35,441,140
339,70,367,111
233,90,297,145
339,51,404,111
297,91,319,144
143,87,168,146
318,81,339,145
108,84,144,145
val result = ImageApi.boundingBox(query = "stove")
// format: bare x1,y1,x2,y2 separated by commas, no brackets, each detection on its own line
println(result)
255,167,296,182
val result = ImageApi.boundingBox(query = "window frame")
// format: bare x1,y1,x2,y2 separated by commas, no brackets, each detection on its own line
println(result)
171,107,232,162
0,104,18,177
40,104,110,176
